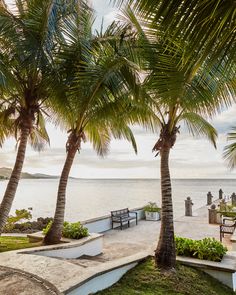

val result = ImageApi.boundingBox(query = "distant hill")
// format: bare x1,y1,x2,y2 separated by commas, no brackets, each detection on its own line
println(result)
0,168,58,180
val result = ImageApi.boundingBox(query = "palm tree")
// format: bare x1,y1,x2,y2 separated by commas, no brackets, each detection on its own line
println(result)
44,6,154,244
119,8,235,270
0,0,72,233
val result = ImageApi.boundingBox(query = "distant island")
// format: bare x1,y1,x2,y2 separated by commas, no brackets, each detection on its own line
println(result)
0,167,59,180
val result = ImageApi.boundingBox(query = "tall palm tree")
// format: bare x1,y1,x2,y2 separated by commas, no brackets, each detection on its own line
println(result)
0,0,72,233
120,8,235,270
44,5,154,244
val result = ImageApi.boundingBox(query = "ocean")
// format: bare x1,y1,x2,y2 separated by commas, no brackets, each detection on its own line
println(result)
0,178,235,222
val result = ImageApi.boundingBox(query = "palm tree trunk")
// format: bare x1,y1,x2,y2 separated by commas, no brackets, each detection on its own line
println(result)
44,147,77,245
0,126,30,234
155,147,176,270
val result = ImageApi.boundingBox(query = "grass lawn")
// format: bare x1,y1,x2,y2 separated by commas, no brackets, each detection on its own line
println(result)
97,258,235,295
0,236,42,252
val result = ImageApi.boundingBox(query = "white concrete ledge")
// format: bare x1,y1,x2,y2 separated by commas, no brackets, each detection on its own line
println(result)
177,254,236,290
65,252,236,294
81,207,145,233
22,233,103,259
64,252,148,295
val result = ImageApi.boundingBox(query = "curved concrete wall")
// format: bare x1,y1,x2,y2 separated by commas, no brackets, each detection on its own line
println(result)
66,262,138,295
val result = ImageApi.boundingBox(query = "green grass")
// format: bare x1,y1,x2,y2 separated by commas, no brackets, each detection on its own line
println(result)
97,258,235,295
0,236,42,252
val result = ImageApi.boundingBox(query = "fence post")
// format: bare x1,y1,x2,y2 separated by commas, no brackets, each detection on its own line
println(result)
185,197,193,216
219,189,223,200
207,191,213,205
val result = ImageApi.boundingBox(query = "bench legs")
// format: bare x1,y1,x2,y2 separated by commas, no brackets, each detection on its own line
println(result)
112,219,137,230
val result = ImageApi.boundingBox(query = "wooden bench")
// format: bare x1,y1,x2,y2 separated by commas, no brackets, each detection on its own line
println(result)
111,208,138,230
220,222,236,242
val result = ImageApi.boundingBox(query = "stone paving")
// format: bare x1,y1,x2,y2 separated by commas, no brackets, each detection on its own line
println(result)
0,266,61,295
0,203,233,294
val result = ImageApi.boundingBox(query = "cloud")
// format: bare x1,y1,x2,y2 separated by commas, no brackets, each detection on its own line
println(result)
2,0,236,179
211,105,236,134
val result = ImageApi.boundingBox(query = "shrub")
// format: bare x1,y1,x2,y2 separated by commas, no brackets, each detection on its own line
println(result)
43,221,89,239
42,220,53,235
4,209,32,232
175,236,227,262
62,222,89,239
218,204,236,217
144,202,161,212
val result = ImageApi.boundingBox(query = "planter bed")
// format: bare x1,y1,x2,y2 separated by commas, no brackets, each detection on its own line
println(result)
24,232,103,259
145,211,160,221
177,255,236,291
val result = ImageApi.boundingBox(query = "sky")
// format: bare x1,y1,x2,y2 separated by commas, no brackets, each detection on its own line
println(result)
2,0,236,179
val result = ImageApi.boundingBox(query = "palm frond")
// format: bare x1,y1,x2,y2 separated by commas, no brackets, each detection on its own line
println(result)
85,124,111,157
223,127,236,169
180,112,217,148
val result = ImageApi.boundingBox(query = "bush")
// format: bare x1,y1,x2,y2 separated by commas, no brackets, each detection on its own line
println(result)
42,220,53,235
43,221,89,240
175,236,227,262
144,202,161,212
4,209,32,232
218,204,236,217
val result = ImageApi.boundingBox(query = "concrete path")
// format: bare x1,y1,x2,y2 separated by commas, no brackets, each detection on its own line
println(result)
0,266,61,295
0,204,233,294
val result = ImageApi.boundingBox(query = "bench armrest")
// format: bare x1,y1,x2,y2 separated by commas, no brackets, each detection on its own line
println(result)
111,216,123,221
129,211,137,217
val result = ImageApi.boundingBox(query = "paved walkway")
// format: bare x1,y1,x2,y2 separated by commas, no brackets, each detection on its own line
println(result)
0,266,61,295
0,204,233,294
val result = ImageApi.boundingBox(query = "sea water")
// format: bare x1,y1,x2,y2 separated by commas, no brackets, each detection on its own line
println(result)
0,178,235,221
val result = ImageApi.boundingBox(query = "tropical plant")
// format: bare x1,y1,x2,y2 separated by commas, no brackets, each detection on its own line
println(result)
0,0,75,234
117,7,235,271
144,202,160,212
4,209,32,232
62,222,88,239
43,3,155,244
43,220,88,240
175,236,227,262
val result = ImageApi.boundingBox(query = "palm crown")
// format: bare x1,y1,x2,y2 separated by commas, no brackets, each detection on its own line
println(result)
50,8,156,156
0,0,70,148
0,0,76,233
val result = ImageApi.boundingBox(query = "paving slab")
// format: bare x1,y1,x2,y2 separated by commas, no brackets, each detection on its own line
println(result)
0,266,61,295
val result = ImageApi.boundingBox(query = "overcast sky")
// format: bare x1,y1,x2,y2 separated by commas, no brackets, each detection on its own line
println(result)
2,0,236,179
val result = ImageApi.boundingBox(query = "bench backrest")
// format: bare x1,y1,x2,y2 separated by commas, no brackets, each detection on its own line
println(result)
111,208,129,217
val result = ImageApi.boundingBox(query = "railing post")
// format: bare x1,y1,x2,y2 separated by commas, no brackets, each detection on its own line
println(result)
231,192,236,206
185,197,193,216
219,188,223,200
208,204,218,224
207,191,213,205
